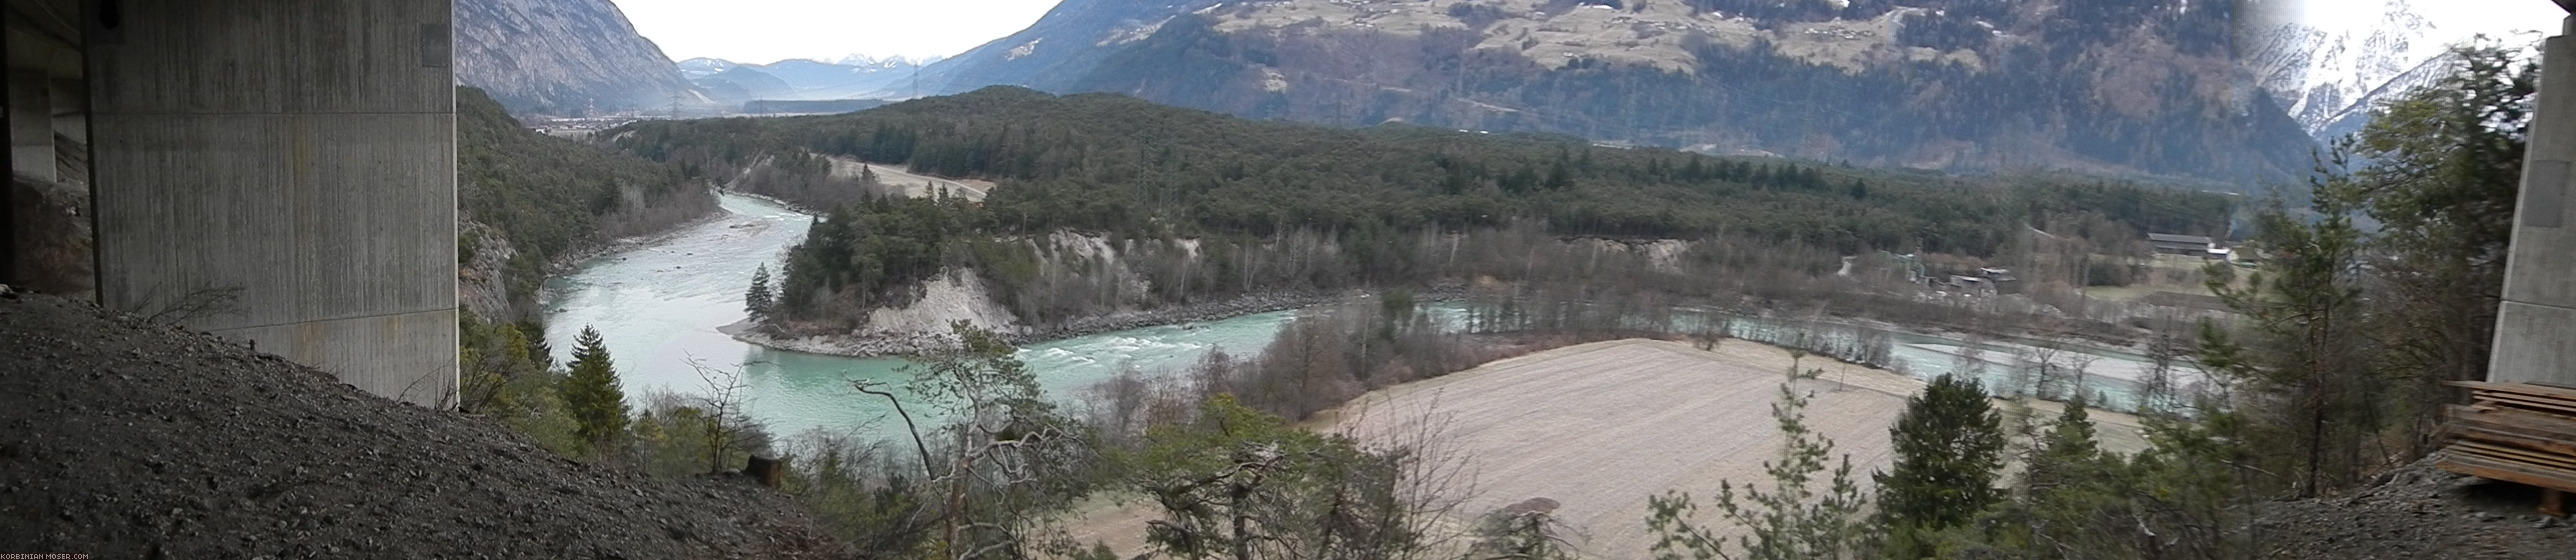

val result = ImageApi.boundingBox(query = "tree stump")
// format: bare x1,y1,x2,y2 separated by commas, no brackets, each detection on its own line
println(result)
745,455,784,488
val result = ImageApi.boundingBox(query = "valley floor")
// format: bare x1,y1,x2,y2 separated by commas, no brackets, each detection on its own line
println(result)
1319,338,1924,555
1067,337,2576,558
1065,338,2152,557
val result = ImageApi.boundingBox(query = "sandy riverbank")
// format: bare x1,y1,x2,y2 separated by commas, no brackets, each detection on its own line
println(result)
1061,337,2147,557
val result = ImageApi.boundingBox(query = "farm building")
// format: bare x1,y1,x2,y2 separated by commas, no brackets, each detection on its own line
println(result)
2150,233,2216,256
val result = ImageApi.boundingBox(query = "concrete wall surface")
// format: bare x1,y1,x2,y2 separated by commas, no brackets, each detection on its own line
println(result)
2495,17,2576,388
88,0,458,406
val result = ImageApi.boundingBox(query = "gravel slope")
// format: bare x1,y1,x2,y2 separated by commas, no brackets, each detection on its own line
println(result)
2260,456,2575,559
0,293,839,558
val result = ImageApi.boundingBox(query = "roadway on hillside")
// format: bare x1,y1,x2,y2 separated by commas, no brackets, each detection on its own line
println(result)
825,156,994,202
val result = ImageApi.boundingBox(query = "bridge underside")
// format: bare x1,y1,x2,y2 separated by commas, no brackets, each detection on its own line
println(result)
5,0,458,406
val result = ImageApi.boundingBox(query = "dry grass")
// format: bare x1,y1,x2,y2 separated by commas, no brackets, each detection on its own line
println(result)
2085,254,2240,303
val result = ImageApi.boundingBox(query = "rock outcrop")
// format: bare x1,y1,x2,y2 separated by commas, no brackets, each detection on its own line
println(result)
454,0,711,116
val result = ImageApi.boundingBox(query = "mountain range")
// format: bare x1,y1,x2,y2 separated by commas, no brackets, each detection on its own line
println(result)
904,0,2319,182
678,57,932,103
453,0,2498,182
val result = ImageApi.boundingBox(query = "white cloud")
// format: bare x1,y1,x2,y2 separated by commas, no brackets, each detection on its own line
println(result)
611,0,1064,64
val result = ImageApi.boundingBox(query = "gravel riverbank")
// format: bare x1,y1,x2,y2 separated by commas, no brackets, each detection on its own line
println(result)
724,290,1357,357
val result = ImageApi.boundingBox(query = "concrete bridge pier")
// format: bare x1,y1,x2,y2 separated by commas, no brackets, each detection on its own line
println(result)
6,0,460,407
2494,10,2576,388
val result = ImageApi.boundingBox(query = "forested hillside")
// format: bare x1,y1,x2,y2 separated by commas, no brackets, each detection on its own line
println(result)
458,86,716,322
613,87,2226,332
620,87,2225,253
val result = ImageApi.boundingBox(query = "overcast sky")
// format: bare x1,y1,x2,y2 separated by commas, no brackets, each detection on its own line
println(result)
2298,0,2561,44
611,0,2564,65
611,0,1063,64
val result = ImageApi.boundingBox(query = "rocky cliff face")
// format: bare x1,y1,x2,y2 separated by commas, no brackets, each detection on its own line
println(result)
914,0,1205,96
454,0,710,116
916,0,2314,183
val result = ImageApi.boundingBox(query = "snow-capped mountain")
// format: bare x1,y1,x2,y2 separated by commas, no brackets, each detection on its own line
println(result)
2245,0,2544,141
676,57,741,79
833,54,946,70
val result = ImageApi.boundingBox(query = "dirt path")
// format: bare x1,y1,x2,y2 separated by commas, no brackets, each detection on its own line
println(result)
824,156,994,201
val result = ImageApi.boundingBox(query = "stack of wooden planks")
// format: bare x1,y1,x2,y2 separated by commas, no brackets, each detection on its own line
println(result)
2440,381,2576,516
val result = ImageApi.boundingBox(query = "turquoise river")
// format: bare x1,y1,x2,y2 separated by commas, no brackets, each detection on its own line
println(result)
543,194,2191,442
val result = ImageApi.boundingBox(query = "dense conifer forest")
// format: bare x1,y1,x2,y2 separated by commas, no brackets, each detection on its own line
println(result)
619,87,2227,256
608,87,2232,329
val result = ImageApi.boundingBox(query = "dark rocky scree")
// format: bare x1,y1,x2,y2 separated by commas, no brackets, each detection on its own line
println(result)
0,294,839,558
2262,456,2574,559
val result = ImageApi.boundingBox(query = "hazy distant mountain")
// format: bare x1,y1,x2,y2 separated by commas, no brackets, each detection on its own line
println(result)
677,57,741,79
911,0,2315,183
835,53,948,69
693,66,798,102
2242,0,2461,142
453,0,712,116
674,57,928,101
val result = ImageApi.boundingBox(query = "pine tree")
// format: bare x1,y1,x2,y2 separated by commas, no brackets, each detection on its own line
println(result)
2346,42,2529,453
2026,395,2103,491
745,264,775,319
1874,373,2006,558
2202,180,2371,496
1991,396,2128,558
1648,366,1869,560
559,326,630,449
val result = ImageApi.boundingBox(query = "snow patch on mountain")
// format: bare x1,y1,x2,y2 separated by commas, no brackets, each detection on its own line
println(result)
677,57,739,79
1007,38,1045,61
